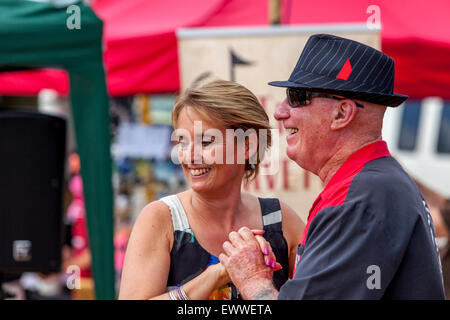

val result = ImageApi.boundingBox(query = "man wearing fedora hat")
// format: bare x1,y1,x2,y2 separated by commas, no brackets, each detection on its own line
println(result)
219,34,445,299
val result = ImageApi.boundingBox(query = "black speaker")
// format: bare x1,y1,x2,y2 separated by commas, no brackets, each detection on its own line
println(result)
0,110,66,273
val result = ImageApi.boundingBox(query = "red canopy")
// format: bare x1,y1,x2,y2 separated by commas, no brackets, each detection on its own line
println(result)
1,0,449,99
92,0,268,95
282,0,450,99
0,0,267,96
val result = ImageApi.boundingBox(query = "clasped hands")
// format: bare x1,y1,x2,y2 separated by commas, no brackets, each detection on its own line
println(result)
218,227,280,299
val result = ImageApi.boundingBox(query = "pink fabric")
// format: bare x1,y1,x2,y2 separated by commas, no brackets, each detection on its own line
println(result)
0,0,267,96
1,0,449,99
282,0,450,99
0,69,69,96
67,174,91,278
114,233,128,273
69,174,84,201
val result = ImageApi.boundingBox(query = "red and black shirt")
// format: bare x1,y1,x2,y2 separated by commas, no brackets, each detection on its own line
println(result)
279,141,445,299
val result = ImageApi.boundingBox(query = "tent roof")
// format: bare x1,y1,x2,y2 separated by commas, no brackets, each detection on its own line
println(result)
281,0,450,99
0,0,268,96
282,0,450,43
1,0,449,99
93,0,268,38
0,0,103,67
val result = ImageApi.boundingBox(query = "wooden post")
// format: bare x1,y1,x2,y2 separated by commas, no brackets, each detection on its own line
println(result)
269,0,282,25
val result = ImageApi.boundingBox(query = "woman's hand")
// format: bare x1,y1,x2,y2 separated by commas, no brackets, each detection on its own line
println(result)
210,262,231,288
214,230,281,288
220,227,278,300
251,229,282,271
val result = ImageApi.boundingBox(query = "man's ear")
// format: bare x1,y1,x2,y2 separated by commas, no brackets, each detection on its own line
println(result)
330,100,358,130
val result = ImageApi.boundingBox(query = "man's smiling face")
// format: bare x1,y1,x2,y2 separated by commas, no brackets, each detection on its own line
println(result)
274,96,337,175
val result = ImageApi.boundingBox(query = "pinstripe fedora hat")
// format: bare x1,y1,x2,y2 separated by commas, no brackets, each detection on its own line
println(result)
269,34,408,107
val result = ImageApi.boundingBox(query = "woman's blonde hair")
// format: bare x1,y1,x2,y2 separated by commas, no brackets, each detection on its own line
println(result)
172,80,272,181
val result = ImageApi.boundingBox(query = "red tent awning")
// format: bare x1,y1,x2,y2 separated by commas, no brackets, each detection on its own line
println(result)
0,69,69,96
282,0,450,99
1,0,449,99
0,0,268,96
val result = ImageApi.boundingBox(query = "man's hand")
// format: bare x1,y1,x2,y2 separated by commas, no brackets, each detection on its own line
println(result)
219,227,279,300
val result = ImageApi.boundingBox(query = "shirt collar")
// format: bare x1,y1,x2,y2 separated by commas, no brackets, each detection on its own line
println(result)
302,140,391,246
319,140,391,199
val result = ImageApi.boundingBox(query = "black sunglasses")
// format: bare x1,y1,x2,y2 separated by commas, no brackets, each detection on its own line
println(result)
286,88,364,109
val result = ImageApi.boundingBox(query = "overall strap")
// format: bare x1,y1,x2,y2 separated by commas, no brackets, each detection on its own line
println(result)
160,195,190,232
258,198,282,232
257,198,289,290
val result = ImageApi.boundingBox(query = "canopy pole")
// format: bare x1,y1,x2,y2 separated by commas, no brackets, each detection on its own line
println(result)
69,63,115,300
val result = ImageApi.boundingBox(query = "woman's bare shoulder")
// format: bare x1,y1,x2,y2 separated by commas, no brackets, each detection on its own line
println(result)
131,198,175,247
241,191,260,205
241,191,263,215
279,200,305,246
119,199,174,299
137,199,172,225
279,201,304,228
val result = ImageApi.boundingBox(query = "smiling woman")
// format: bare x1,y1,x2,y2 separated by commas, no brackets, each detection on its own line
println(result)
118,80,305,300
172,80,272,181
